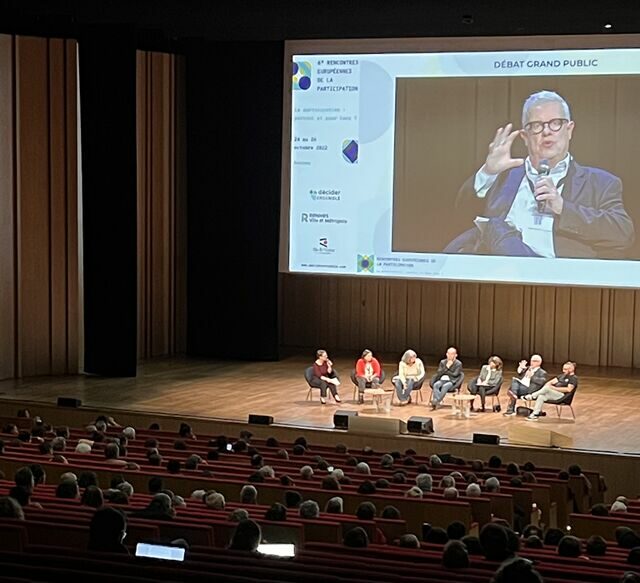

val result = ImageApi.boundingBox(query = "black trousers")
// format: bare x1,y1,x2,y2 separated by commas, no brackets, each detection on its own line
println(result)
468,378,500,408
310,372,339,398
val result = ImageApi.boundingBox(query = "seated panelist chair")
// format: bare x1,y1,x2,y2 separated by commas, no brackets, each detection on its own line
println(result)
429,372,465,406
543,384,579,419
350,368,387,403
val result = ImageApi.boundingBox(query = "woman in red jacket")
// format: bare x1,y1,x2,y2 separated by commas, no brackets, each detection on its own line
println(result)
355,349,382,404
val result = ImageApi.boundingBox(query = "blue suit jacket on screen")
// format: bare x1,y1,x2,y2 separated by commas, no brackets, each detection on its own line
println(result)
457,161,634,258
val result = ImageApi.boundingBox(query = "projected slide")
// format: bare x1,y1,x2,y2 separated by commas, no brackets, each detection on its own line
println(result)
287,48,640,288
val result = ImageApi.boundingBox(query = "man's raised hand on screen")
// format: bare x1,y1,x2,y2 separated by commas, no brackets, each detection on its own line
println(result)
484,123,524,175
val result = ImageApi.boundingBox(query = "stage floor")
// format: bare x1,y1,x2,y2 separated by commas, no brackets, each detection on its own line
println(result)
1,355,640,455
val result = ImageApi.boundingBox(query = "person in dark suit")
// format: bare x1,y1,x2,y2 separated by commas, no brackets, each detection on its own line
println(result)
430,347,463,410
504,354,547,416
444,90,634,258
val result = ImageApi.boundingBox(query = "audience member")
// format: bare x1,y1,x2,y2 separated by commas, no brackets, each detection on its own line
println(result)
543,528,565,547
228,508,249,522
447,521,466,540
129,493,175,520
358,480,377,495
81,485,104,508
586,535,607,557
466,483,482,497
557,535,582,557
0,496,25,520
480,523,512,562
240,485,258,505
204,491,226,510
398,534,420,549
442,540,469,569
228,519,261,552
356,501,377,521
264,502,287,521
461,535,483,555
381,505,401,520
325,497,344,514
299,500,320,519
524,535,544,549
491,557,544,583
56,481,80,499
344,526,369,548
88,507,128,554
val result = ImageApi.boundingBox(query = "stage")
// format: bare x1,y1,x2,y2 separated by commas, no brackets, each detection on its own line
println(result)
1,355,640,455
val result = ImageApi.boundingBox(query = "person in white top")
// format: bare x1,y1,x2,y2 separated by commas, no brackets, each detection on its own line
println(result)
444,90,633,258
393,349,425,405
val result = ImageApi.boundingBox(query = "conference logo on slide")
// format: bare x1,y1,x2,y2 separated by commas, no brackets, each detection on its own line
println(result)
357,254,375,273
342,139,358,163
292,61,312,90
300,212,349,225
313,238,335,254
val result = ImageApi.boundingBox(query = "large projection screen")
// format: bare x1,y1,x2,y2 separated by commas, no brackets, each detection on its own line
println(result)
280,36,640,288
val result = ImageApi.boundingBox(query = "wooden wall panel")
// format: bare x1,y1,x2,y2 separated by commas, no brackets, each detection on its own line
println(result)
281,274,640,368
0,35,79,380
136,51,186,360
0,35,16,380
17,36,51,375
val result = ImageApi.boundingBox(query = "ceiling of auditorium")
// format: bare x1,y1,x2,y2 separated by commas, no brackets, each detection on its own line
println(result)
0,0,637,49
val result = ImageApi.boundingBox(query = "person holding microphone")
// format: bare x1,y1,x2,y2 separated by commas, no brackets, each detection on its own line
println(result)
444,90,633,258
311,349,342,405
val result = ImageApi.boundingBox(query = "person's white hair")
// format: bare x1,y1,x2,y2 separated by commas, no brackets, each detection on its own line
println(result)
240,485,258,504
466,483,482,497
300,465,314,479
152,493,173,513
355,462,371,475
522,90,571,127
122,427,136,440
610,501,627,513
416,473,433,492
325,496,344,513
258,465,275,479
443,487,459,500
191,489,207,501
204,491,226,510
331,468,344,481
380,454,394,468
299,499,320,519
405,486,423,498
60,472,78,484
485,477,501,492
439,476,455,489
75,443,92,454
401,349,417,364
117,481,134,497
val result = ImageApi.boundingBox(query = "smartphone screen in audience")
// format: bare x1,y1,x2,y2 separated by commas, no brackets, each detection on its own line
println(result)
135,543,185,562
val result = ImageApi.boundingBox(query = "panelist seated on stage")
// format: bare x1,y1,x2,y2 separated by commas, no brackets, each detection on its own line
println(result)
310,349,342,405
504,354,547,416
468,356,503,412
443,90,634,259
355,349,383,404
523,361,578,421
392,349,425,406
429,347,464,410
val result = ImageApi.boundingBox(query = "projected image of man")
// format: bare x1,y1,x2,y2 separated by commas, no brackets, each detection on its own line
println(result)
444,91,635,258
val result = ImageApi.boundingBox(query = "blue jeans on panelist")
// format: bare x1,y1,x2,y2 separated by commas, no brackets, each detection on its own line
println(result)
506,379,534,412
394,378,416,402
431,380,454,406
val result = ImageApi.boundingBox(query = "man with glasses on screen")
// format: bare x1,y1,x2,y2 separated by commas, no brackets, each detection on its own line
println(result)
444,90,634,258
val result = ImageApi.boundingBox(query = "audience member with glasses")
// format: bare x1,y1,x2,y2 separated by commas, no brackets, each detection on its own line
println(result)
444,90,634,258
